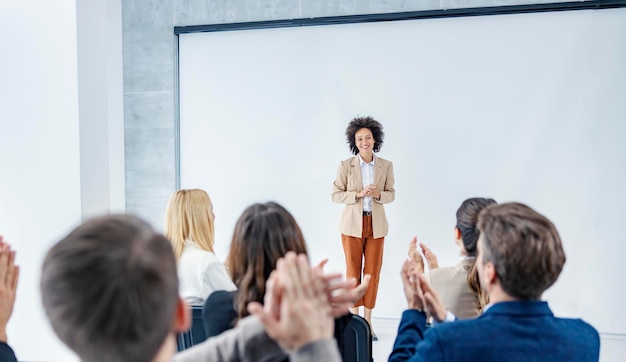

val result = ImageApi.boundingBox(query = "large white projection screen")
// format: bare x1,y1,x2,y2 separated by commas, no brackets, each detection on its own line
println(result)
179,8,626,334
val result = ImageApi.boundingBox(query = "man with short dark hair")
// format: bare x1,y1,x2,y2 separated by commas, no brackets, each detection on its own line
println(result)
390,202,600,362
40,215,346,362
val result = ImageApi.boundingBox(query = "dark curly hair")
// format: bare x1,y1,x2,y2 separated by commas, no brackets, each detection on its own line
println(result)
345,116,385,155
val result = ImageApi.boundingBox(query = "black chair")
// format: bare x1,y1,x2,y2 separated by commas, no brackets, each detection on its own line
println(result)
176,305,208,352
341,315,373,362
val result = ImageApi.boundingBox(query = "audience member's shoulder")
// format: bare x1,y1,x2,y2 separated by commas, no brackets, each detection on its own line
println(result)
558,317,600,339
428,315,479,336
198,249,220,263
183,246,218,263
429,266,465,283
206,290,237,307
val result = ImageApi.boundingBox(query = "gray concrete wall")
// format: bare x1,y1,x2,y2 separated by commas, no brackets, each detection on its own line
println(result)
121,0,569,228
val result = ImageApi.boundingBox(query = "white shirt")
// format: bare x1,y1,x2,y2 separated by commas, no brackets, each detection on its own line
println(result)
359,155,375,212
177,240,237,305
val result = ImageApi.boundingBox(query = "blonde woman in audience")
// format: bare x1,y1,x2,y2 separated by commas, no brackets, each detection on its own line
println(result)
164,189,235,305
409,197,496,319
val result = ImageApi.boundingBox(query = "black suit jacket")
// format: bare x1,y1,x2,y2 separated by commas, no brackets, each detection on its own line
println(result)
0,342,17,362
203,290,352,352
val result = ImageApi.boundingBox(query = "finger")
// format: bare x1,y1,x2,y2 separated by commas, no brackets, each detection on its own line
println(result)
418,274,441,302
352,274,370,299
314,258,329,271
247,301,264,315
408,265,420,288
321,272,344,284
332,276,367,305
11,265,19,292
421,244,436,262
326,279,354,295
0,245,9,284
248,302,280,339
401,260,412,284
264,271,277,304
6,250,16,287
283,254,301,302
408,237,417,256
295,254,312,300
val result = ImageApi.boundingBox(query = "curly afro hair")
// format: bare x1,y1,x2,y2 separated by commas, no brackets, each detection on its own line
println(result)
345,116,385,155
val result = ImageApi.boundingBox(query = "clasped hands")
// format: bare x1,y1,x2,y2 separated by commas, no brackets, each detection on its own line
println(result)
248,252,370,351
403,237,446,322
357,184,380,199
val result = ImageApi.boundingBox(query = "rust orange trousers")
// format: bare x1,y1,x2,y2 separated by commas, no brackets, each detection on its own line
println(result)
341,214,384,309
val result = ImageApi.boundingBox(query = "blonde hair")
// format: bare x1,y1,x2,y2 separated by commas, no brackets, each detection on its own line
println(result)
164,189,215,261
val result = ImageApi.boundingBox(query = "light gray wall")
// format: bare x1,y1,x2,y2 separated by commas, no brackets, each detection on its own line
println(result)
121,0,570,229
2,1,83,360
78,0,125,219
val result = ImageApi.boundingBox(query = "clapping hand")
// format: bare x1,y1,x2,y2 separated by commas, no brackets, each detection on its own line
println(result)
408,237,425,274
248,252,333,351
0,236,19,343
314,258,370,318
419,242,439,270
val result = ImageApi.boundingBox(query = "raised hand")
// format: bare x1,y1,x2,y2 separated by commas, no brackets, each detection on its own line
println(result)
419,242,439,270
324,274,370,318
248,252,333,350
418,274,447,322
400,260,425,311
408,237,425,274
0,237,19,343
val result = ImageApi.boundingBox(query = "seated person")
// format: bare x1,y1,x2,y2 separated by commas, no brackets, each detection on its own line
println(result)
203,202,367,349
40,215,356,362
409,197,496,319
391,202,600,362
164,189,236,306
0,237,18,362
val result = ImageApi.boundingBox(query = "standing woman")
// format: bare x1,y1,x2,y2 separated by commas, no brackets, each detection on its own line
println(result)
164,189,236,306
331,116,395,340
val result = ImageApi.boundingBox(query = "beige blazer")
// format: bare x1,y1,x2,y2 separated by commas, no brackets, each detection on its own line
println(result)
428,258,479,320
331,155,395,238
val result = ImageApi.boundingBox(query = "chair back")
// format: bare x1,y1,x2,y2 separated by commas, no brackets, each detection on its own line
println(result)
176,305,208,351
341,314,373,362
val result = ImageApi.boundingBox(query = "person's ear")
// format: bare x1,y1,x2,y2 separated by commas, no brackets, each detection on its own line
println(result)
173,297,191,333
483,262,497,288
454,228,462,241
454,228,465,250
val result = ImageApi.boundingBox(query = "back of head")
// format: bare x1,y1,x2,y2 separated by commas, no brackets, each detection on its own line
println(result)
458,197,497,311
164,189,215,260
40,215,179,362
226,202,308,319
456,197,497,256
477,202,566,300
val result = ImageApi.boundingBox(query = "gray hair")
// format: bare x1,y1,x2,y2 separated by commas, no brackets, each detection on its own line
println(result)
40,215,179,362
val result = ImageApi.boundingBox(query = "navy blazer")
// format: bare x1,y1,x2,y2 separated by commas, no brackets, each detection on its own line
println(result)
0,342,17,362
389,301,599,362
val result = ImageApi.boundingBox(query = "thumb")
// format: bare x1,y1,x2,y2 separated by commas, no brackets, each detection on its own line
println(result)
247,301,264,316
248,302,280,339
